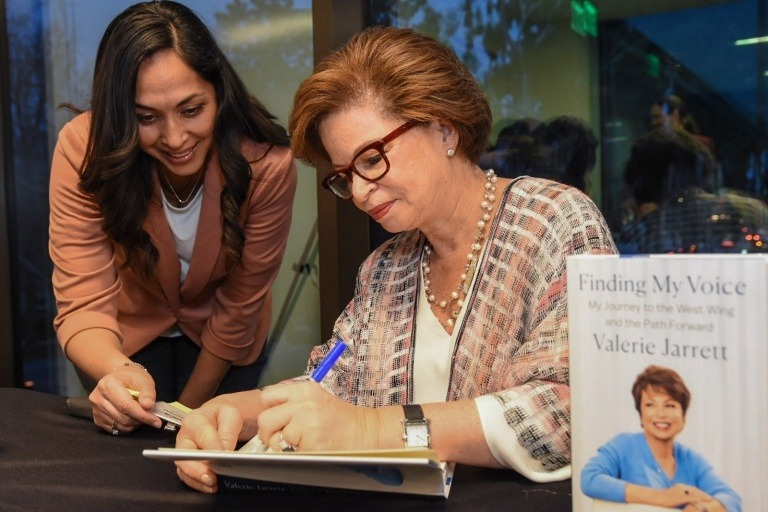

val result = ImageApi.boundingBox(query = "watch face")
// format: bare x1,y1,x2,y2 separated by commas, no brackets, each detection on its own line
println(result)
406,423,430,447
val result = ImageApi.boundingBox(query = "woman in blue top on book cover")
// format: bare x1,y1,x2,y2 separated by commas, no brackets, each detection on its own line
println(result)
581,365,741,512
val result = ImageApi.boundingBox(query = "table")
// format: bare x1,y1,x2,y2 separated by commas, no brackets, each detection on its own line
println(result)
0,388,573,511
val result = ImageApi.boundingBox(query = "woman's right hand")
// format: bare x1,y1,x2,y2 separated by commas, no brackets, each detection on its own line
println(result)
89,365,163,434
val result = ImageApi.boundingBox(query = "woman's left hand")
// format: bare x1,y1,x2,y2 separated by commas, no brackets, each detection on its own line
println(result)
257,382,379,452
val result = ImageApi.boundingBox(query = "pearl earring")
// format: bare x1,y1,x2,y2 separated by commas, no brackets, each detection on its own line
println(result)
446,148,455,157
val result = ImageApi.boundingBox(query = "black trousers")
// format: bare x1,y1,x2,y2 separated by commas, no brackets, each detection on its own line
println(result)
78,335,266,402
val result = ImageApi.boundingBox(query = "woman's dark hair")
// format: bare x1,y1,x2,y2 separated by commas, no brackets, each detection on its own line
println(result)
631,365,691,415
79,0,289,277
486,119,547,180
624,129,715,207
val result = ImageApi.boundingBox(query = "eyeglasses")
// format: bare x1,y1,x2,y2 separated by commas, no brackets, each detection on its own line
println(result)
321,120,417,199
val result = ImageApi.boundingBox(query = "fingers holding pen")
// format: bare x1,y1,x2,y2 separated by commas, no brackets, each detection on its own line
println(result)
90,368,163,431
258,382,364,452
259,385,339,452
90,385,155,433
256,341,348,451
257,399,297,451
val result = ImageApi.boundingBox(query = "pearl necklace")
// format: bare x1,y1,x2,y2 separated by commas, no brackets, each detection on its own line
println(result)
422,169,497,330
161,170,204,206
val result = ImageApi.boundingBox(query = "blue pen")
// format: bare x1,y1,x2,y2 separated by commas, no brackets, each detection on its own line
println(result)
310,340,347,382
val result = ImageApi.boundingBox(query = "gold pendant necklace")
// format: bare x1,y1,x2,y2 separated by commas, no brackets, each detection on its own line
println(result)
161,170,204,206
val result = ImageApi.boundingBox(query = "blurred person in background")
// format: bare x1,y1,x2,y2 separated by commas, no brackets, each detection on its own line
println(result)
619,129,766,253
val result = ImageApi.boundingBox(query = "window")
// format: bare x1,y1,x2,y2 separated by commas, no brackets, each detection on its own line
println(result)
370,0,768,255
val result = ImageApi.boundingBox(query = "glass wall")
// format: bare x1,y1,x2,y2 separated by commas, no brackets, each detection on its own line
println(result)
370,0,603,195
5,0,53,389
600,1,768,253
370,0,768,255
4,0,319,394
5,0,767,394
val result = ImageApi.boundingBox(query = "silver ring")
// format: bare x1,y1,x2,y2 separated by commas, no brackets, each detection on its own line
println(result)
278,432,296,452
111,420,120,436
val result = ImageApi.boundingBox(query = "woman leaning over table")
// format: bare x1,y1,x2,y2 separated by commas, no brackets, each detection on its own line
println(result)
174,26,617,494
49,1,296,435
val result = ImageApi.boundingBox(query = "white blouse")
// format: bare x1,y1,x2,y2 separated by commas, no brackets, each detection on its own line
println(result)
413,242,571,482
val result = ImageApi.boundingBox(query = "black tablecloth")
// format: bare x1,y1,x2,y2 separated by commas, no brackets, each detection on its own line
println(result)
0,388,572,511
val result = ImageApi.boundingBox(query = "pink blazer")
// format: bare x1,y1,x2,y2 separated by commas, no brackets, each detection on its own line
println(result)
49,113,297,365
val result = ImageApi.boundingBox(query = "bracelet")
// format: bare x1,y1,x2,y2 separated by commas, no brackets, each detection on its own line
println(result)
119,361,148,372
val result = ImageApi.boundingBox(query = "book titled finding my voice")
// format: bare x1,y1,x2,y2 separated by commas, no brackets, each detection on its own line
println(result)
567,254,766,512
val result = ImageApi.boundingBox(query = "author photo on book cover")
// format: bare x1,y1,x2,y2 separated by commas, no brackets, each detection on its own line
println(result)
580,365,741,512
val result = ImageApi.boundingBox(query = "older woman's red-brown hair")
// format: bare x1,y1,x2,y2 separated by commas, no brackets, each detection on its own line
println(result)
289,26,492,167
631,365,692,415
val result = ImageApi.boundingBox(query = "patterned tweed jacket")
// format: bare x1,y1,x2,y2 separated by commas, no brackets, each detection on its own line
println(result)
306,177,617,471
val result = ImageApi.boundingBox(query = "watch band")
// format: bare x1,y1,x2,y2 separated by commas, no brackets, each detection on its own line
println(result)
403,404,425,421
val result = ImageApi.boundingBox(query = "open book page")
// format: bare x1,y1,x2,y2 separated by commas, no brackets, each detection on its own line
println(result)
237,434,269,453
143,445,454,497
236,433,442,460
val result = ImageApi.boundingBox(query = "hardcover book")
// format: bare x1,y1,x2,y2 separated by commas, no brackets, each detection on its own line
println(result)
567,254,766,512
144,445,454,498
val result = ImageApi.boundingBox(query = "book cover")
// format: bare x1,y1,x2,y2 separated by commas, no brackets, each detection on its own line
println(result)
143,446,454,498
567,254,766,512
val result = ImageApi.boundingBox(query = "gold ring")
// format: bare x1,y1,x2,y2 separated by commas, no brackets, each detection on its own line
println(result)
111,420,120,436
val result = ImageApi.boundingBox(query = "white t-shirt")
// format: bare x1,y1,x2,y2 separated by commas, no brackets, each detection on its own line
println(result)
159,185,204,337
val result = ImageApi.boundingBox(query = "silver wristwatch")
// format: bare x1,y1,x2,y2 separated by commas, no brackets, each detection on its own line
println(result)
402,404,431,448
